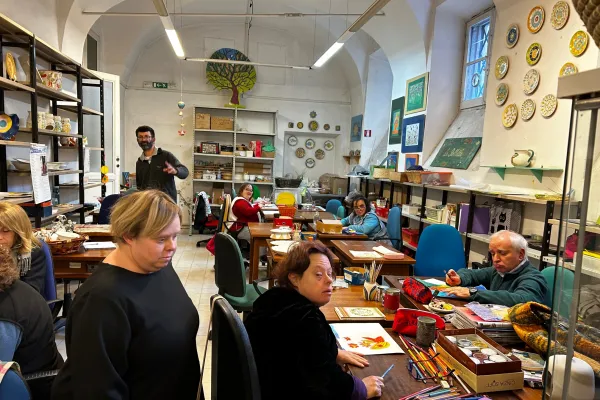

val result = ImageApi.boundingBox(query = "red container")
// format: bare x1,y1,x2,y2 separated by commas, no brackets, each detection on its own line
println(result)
383,288,401,313
402,228,419,246
273,218,293,228
276,205,297,218
376,207,389,218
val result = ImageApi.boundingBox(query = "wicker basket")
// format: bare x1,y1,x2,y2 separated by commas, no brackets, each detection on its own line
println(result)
372,167,390,179
405,171,423,184
275,178,302,188
389,171,407,182
277,205,297,218
45,235,88,255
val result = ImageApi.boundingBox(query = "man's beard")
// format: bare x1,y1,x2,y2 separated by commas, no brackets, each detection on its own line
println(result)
139,141,154,150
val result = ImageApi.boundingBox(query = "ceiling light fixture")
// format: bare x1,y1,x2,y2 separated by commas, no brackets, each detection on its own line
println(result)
185,57,311,70
153,0,185,59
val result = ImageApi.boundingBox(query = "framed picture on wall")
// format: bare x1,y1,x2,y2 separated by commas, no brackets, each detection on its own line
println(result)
387,151,399,171
388,97,405,145
401,114,425,153
404,73,429,115
404,154,419,170
350,115,363,143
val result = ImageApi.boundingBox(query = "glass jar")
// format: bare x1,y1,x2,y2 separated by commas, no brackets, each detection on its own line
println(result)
45,114,55,130
383,288,401,314
54,116,62,132
62,117,71,134
37,112,45,129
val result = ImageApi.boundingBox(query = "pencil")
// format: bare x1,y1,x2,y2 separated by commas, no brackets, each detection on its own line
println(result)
381,364,395,379
398,385,441,400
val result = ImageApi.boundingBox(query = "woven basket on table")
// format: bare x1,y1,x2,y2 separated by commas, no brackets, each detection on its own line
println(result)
44,235,88,255
405,171,423,184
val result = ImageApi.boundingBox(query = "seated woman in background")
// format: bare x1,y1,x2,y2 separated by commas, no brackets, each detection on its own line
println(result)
341,195,388,241
229,182,262,242
245,241,384,400
0,245,63,400
52,190,200,399
0,201,48,294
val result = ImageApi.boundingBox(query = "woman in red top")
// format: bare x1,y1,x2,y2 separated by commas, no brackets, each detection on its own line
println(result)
230,183,261,242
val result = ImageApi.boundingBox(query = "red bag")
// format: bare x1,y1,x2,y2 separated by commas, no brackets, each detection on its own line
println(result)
392,309,446,336
206,235,216,255
402,277,433,304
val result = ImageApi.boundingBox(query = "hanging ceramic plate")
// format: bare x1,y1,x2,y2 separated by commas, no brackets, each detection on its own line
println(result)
523,69,540,95
315,149,325,160
502,104,518,128
288,122,294,128
0,113,19,140
559,62,578,76
526,43,542,66
521,99,536,121
570,30,589,57
287,135,298,146
324,140,334,151
495,56,509,80
305,138,315,149
495,83,509,106
305,158,316,168
527,6,545,33
297,122,304,129
541,94,558,118
471,73,480,87
5,53,17,81
310,111,317,118
308,120,319,132
324,124,330,131
335,125,341,131
551,1,569,29
506,24,519,48
295,148,305,158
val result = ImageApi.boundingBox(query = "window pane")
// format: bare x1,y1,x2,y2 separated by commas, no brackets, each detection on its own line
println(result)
463,59,487,102
467,17,490,63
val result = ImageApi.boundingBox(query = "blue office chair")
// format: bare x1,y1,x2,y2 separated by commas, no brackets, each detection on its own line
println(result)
0,364,30,400
98,194,121,224
541,266,574,318
387,206,402,250
415,225,465,277
326,199,342,215
39,241,65,332
336,205,345,219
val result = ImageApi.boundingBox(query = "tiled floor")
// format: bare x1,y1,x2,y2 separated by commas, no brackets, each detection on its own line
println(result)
54,233,242,399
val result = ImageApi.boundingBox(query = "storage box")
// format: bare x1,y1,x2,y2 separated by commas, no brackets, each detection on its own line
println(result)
389,171,406,182
21,201,52,218
200,142,219,154
424,206,444,223
273,218,294,229
402,204,421,216
405,171,422,183
343,267,366,285
401,228,419,245
211,116,233,131
372,167,390,179
316,219,343,234
195,113,210,129
458,204,491,234
421,171,452,186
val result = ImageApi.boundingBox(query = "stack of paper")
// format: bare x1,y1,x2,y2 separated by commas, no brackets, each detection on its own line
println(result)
349,250,382,259
330,323,405,355
373,246,404,260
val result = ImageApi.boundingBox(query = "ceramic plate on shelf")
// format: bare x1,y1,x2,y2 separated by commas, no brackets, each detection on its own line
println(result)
495,83,509,106
551,1,569,30
297,122,304,129
521,99,536,121
310,111,317,118
324,124,330,131
315,149,325,160
0,113,19,140
502,104,518,128
560,62,578,76
527,6,545,33
541,94,558,118
295,148,305,158
324,140,334,151
305,138,315,149
506,24,519,48
335,125,341,131
526,43,542,66
308,120,319,132
287,135,298,146
5,53,17,81
570,30,589,57
288,122,294,128
305,158,316,168
495,56,509,80
523,69,540,95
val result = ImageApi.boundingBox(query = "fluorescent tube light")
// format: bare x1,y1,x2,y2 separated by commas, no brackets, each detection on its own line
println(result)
166,29,185,58
313,42,344,68
185,57,311,70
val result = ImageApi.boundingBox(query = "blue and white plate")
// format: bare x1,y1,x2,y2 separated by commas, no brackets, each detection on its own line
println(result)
0,113,19,141
506,24,519,48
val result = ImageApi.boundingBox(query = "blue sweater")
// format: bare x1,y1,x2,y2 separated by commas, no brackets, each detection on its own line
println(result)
341,211,387,240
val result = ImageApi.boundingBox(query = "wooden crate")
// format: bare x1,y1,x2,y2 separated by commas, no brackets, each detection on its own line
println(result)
211,116,233,130
195,113,210,129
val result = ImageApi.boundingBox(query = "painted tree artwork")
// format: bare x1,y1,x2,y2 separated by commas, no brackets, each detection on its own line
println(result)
206,48,257,108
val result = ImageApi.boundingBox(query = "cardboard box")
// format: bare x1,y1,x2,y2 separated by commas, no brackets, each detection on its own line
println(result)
211,116,233,131
212,188,224,205
195,113,210,129
316,219,343,234
21,201,53,218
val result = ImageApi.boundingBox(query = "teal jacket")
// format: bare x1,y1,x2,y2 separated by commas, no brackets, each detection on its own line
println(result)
456,261,548,307
341,210,388,240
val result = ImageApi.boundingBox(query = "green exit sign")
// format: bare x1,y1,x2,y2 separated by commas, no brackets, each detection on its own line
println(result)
152,82,169,89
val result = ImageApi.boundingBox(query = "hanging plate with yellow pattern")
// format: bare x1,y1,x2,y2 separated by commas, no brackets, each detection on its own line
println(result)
526,43,542,66
495,56,509,80
570,30,588,57
502,104,518,128
559,62,578,76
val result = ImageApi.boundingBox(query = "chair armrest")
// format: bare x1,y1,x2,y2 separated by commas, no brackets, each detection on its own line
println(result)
23,370,60,381
252,277,271,295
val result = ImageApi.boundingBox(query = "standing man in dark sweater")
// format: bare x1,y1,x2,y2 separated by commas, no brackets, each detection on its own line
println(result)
443,230,548,307
135,125,189,202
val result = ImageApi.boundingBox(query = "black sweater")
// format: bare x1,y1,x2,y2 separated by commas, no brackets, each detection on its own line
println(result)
51,263,200,399
135,147,189,202
21,246,47,295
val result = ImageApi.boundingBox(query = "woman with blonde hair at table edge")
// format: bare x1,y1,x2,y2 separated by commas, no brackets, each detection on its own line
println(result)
245,241,384,399
52,190,200,399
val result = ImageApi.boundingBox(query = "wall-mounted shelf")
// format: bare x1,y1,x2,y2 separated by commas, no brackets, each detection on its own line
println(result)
36,85,80,103
0,140,32,148
19,128,83,139
343,155,361,163
237,131,276,137
194,129,234,134
193,153,233,158
483,165,563,183
0,77,34,93
47,169,83,176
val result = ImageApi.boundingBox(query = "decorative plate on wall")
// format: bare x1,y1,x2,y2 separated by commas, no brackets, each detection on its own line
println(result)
526,43,542,65
559,62,578,76
324,124,330,131
315,149,325,160
305,138,315,149
521,99,536,121
324,140,334,151
527,6,545,33
297,122,304,129
506,24,519,48
288,122,294,128
5,53,17,81
570,30,589,57
541,94,558,117
295,147,305,158
495,83,509,106
310,111,317,118
551,1,569,30
287,135,298,146
523,69,540,95
305,158,316,168
502,104,518,128
308,120,319,132
495,56,509,80
335,125,341,131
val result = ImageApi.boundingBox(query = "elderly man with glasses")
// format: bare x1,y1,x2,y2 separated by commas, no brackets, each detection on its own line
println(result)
134,125,189,202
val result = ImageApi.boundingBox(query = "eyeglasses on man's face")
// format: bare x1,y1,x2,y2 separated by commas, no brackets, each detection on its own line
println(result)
353,204,366,210
137,134,153,141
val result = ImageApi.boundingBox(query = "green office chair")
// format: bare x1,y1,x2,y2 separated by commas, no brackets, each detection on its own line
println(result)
541,266,574,318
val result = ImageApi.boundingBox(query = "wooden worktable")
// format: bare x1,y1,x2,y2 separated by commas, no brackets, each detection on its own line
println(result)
331,240,415,277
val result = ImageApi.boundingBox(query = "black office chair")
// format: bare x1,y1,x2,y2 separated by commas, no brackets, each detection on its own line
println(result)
210,295,261,400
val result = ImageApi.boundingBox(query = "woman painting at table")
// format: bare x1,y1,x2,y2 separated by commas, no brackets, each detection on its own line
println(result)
340,195,388,241
51,190,200,399
245,241,384,400
230,182,263,242
0,201,48,294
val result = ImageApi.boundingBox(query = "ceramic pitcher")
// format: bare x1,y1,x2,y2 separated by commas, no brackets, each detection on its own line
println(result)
511,149,534,167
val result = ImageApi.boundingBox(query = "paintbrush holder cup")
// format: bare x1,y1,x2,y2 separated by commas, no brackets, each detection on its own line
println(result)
363,282,378,301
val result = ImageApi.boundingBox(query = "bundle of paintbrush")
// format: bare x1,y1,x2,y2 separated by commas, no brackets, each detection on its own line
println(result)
400,385,490,400
365,260,383,284
399,335,453,384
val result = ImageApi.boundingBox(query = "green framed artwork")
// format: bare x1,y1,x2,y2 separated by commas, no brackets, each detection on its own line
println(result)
430,137,482,169
404,72,429,115
388,97,405,145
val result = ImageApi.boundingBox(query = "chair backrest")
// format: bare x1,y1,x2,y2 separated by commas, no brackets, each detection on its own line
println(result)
415,225,465,276
0,363,31,400
98,194,121,224
39,241,57,303
541,266,574,318
326,199,342,215
387,206,402,250
336,205,345,219
218,195,232,233
214,233,247,298
211,296,261,400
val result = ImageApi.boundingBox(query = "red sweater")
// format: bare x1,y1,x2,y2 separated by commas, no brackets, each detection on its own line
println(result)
231,198,260,231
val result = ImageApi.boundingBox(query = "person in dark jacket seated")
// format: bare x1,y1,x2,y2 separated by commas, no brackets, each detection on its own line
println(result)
0,201,48,294
0,245,63,399
245,241,384,400
443,230,548,306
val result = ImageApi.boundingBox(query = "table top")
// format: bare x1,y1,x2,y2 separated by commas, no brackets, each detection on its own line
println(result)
266,239,340,265
383,275,469,310
52,248,114,261
331,240,416,265
307,223,369,240
248,222,276,239
262,210,335,222
320,282,395,324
